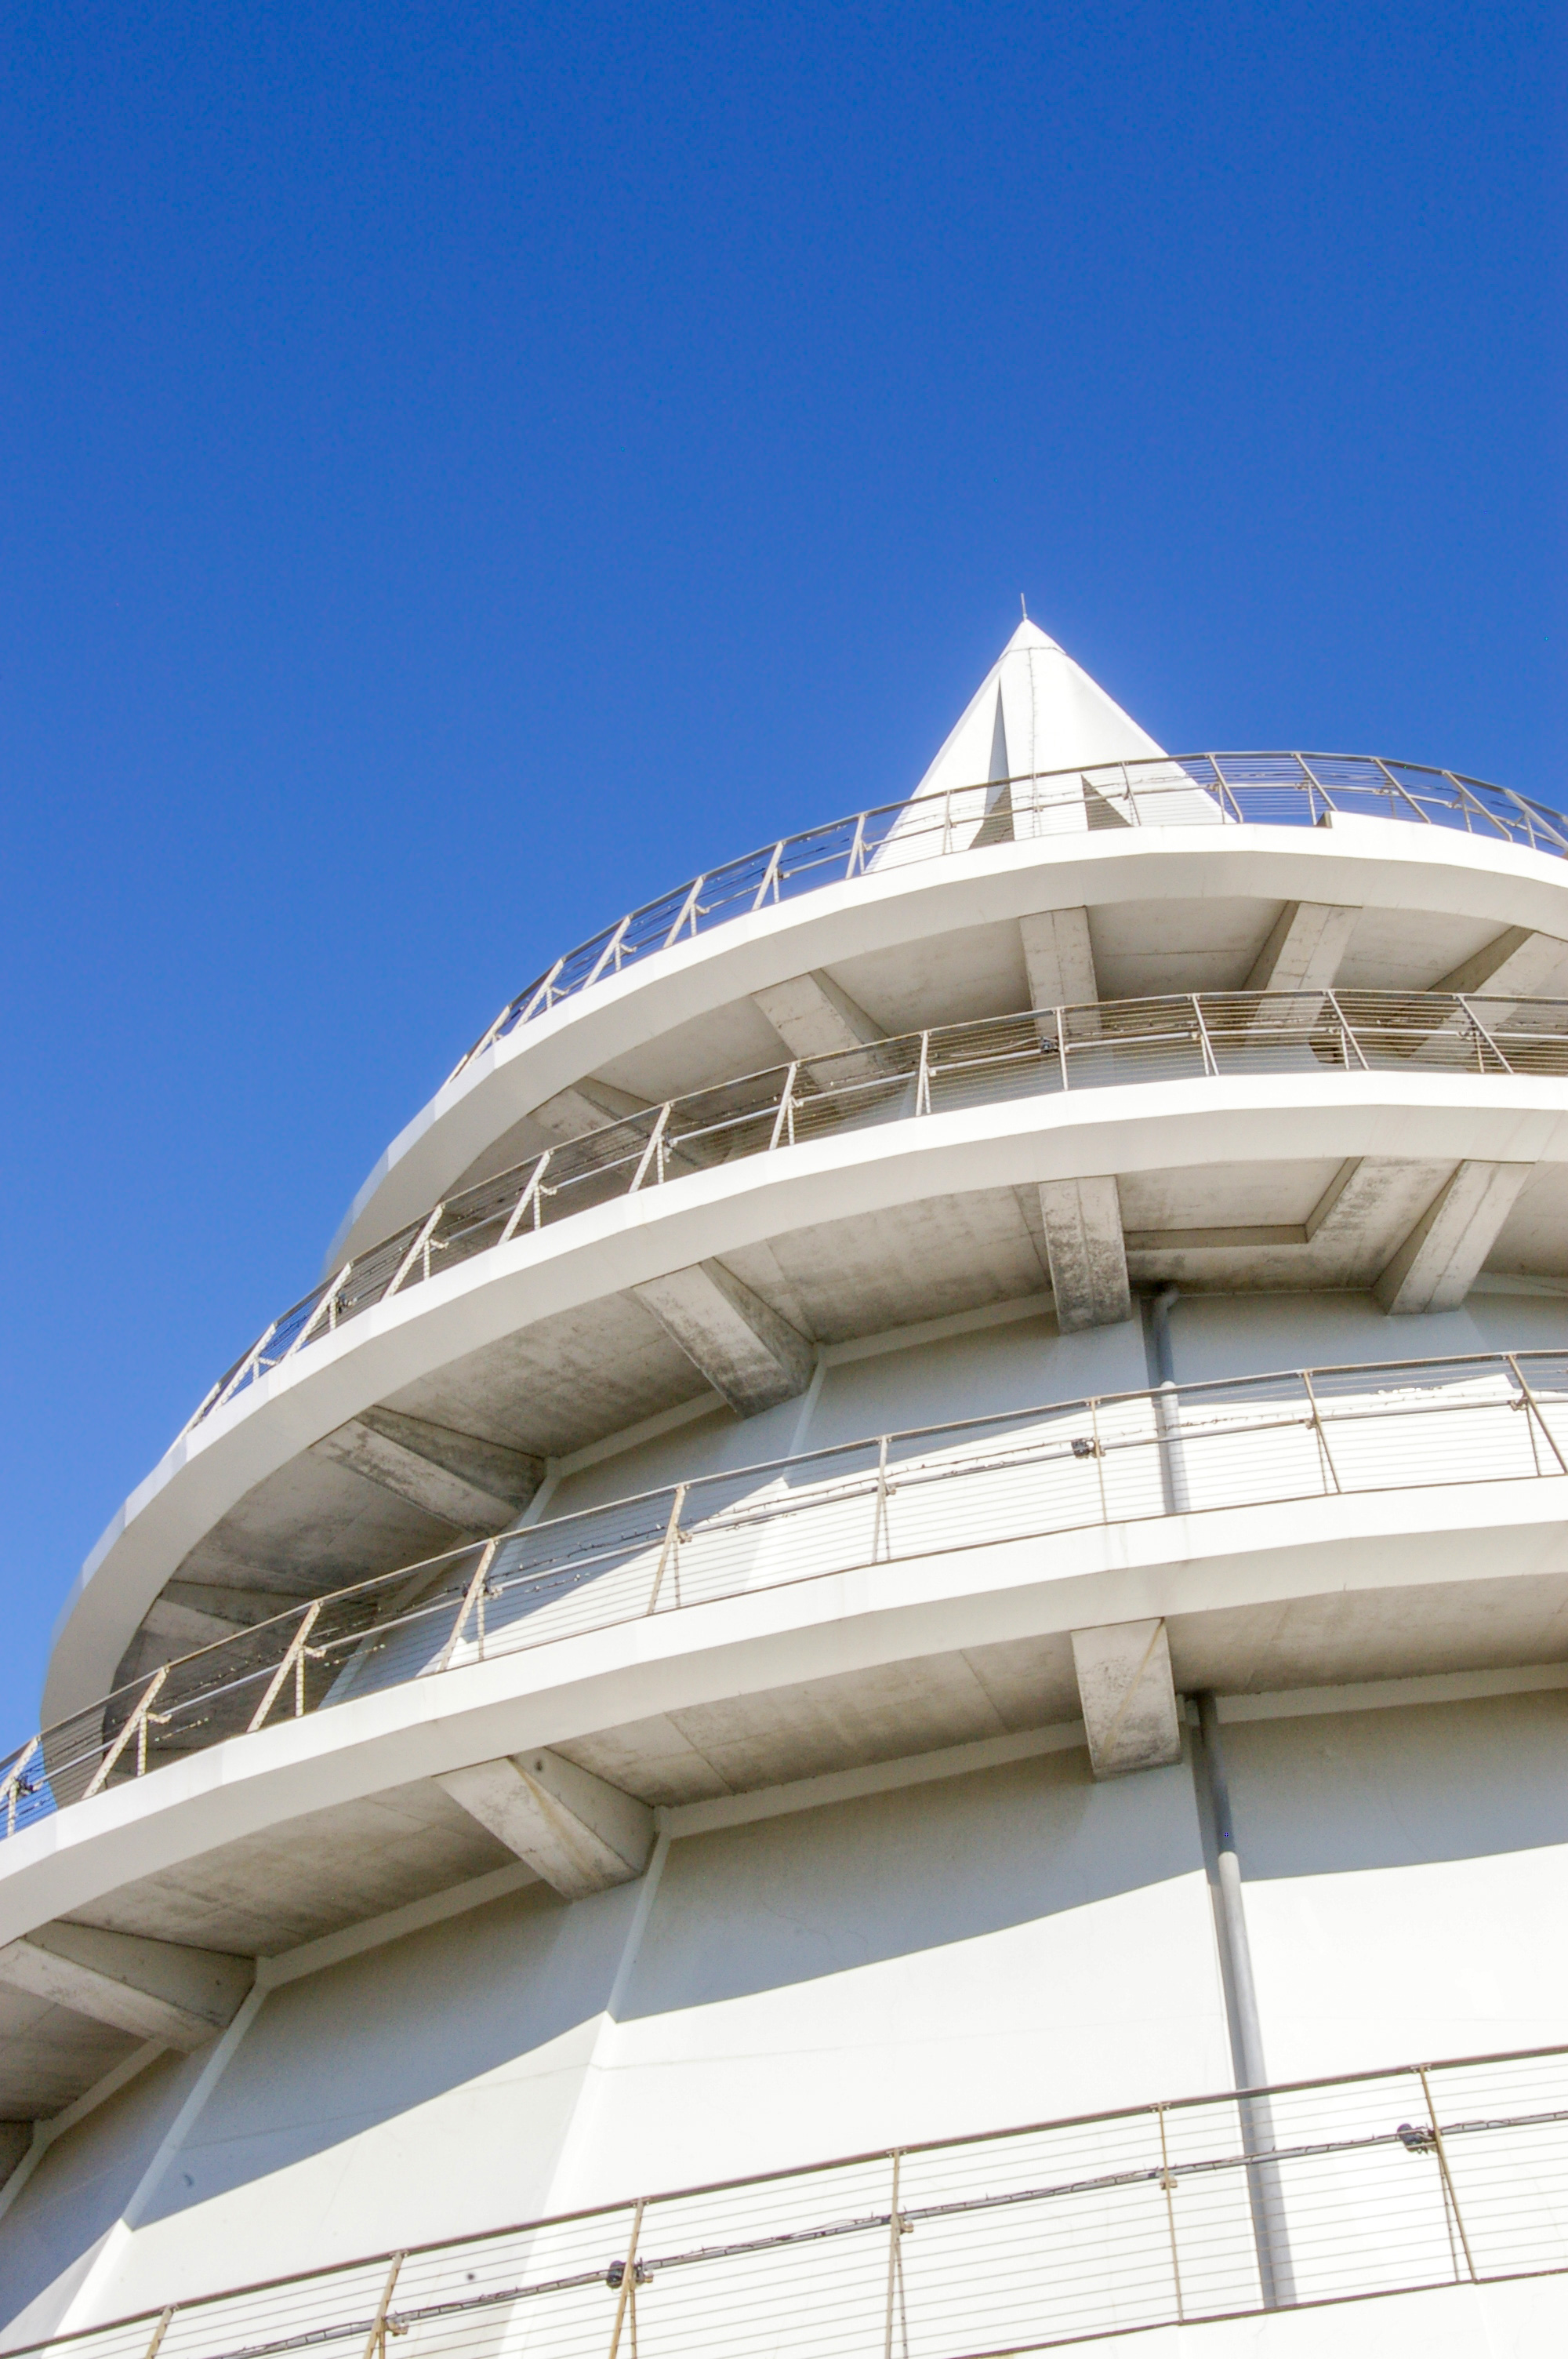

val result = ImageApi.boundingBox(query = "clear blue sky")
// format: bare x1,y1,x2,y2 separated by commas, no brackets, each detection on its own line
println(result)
1,0,1560,1736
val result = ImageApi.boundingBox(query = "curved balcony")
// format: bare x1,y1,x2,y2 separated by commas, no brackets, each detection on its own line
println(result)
13,1345,1568,1841
15,2043,1568,2356
192,988,1568,1434
449,755,1568,1081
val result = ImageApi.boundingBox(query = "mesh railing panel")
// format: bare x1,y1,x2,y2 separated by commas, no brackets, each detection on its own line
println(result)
455,753,1567,1074
16,1348,1568,1840
194,989,1568,1428
23,2046,1568,2359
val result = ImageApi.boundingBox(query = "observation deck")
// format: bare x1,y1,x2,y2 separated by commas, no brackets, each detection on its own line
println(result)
7,618,1568,2355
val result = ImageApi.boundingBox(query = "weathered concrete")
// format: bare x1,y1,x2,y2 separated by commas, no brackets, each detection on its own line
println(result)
312,1408,543,1534
437,1750,653,1899
1244,901,1359,994
1018,908,1097,1009
1038,1176,1131,1331
530,1076,651,1143
1071,1619,1183,1777
0,1927,252,2052
633,1261,815,1416
1435,925,1568,1003
1374,1161,1533,1314
753,971,884,1060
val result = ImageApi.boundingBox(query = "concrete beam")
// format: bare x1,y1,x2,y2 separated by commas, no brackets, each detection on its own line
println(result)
1071,1619,1182,1779
0,1926,252,2051
1243,902,1359,994
1038,1177,1131,1332
313,1408,543,1534
1374,1161,1533,1314
532,1077,650,1144
633,1260,815,1416
438,1750,654,1900
140,1579,307,1653
753,971,884,1060
1435,926,1568,1005
1018,908,1097,1010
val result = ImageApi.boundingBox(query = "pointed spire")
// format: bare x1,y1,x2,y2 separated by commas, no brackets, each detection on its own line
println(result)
912,618,1166,801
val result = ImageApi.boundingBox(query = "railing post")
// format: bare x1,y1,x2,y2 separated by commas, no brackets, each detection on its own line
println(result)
1156,2106,1185,2323
1300,1369,1342,1495
83,1667,170,1801
141,2306,175,2359
750,841,785,911
1192,994,1220,1078
0,1738,40,1839
583,915,632,992
247,1600,325,1733
1417,2065,1479,2283
1504,1354,1568,1475
662,875,706,949
1324,990,1370,1070
916,1030,931,1115
361,2252,405,2359
384,1208,445,1301
1056,1004,1069,1092
605,2200,646,2359
498,1150,554,1245
873,1437,891,1561
883,2151,909,2359
431,1539,502,1676
768,1065,798,1153
645,1487,687,1615
283,1267,352,1359
628,1103,674,1192
1457,994,1514,1074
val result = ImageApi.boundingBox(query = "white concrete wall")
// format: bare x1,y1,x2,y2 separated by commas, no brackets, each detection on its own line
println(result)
0,1749,1230,2334
542,1305,1150,1519
9,1692,1568,2343
1225,1689,1568,2082
524,1288,1563,1525
1168,1287,1566,1387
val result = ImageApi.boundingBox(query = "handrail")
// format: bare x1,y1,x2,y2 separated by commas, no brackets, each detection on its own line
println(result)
191,986,1568,1431
445,751,1568,1081
16,2042,1568,2357
21,1344,1568,1839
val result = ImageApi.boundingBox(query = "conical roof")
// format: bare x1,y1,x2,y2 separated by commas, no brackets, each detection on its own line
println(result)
911,618,1167,801
869,618,1203,865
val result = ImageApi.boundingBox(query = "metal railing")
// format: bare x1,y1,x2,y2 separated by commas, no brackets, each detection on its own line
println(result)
450,752,1568,1078
14,1346,1568,1839
191,987,1568,1430
20,2044,1568,2358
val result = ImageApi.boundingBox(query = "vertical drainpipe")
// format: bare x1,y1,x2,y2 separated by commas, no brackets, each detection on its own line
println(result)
1192,1692,1296,2310
1143,1285,1188,1515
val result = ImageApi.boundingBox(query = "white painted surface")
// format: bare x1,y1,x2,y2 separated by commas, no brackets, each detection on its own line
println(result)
10,1699,1568,2339
1227,1692,1568,2082
327,816,1568,1268
54,1070,1568,1718
10,1752,1233,2326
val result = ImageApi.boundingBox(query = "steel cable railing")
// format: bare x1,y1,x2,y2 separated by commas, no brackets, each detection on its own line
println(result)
13,1347,1568,1837
191,987,1568,1431
18,2045,1568,2359
448,752,1568,1078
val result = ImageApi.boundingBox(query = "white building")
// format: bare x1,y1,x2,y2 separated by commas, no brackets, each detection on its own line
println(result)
2,620,1568,2355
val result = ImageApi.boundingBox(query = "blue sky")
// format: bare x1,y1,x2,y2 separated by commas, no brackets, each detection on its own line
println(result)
0,0,1559,1736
